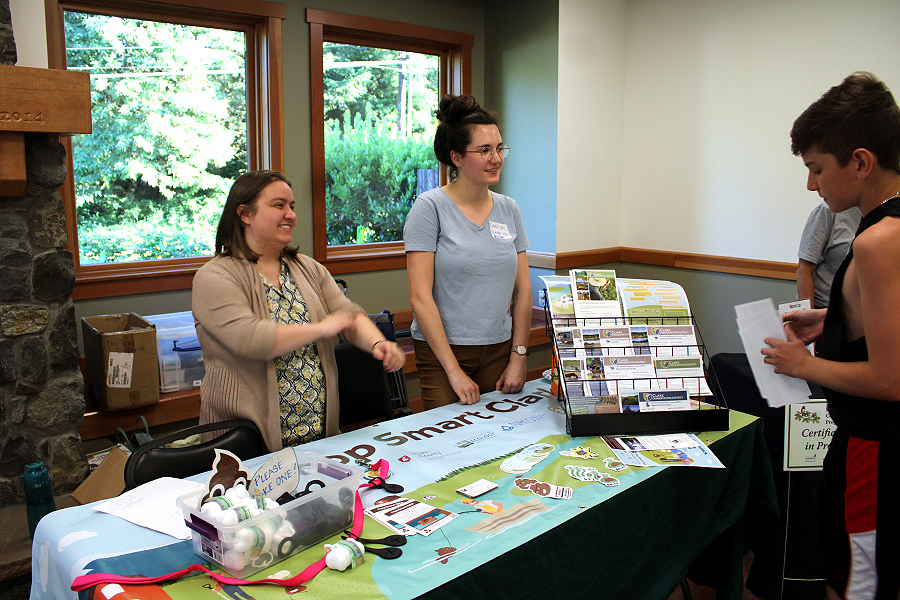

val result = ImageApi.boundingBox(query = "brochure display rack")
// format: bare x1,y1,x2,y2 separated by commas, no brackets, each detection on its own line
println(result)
541,273,728,437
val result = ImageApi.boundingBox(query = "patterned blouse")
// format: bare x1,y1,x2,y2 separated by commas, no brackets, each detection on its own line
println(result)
262,260,327,447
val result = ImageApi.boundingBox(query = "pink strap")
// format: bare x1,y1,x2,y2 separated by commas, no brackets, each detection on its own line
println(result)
71,459,391,592
72,559,327,592
348,459,389,539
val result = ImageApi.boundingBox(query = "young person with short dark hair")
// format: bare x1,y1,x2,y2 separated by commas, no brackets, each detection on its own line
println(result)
762,72,900,600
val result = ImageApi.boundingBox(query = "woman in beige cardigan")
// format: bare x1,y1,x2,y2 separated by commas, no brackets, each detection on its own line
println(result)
192,170,405,452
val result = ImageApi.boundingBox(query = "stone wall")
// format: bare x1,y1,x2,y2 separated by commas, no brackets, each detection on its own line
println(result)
0,0,89,506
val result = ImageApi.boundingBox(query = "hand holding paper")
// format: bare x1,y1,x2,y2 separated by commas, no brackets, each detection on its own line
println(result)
735,298,811,407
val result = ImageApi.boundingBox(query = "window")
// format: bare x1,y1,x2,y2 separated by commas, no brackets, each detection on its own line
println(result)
307,9,474,274
46,0,285,299
323,43,439,247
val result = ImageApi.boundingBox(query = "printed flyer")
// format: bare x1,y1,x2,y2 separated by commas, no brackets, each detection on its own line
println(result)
540,275,576,328
602,433,724,468
652,356,712,395
616,278,692,324
570,269,622,321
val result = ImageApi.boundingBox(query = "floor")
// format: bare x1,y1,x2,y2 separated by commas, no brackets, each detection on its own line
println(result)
667,551,757,600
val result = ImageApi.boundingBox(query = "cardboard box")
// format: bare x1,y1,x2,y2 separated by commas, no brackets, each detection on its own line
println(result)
71,445,130,504
82,313,160,411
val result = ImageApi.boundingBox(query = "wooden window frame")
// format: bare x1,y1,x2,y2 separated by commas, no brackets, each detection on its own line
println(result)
45,0,286,300
306,9,473,275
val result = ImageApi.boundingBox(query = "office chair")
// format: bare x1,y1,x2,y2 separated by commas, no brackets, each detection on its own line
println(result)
336,310,411,430
123,419,268,490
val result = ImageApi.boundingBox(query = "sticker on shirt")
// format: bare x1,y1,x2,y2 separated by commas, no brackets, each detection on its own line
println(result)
489,221,513,240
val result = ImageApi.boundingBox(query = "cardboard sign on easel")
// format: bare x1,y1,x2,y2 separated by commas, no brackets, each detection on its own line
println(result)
784,399,835,471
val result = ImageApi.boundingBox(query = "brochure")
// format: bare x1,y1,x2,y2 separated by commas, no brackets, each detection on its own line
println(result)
364,496,458,537
540,275,577,328
735,298,811,407
616,278,692,324
646,324,699,356
637,389,692,412
569,269,622,321
602,433,724,468
652,356,712,395
567,395,622,415
601,354,656,380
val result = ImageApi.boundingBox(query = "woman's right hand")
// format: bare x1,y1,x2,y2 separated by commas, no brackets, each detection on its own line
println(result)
317,310,356,339
448,369,480,405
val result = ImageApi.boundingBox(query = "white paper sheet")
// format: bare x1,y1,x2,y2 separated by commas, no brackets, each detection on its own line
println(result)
94,477,204,539
735,298,811,407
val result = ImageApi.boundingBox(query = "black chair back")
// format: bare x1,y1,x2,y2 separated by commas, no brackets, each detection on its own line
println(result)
336,310,410,428
124,419,268,490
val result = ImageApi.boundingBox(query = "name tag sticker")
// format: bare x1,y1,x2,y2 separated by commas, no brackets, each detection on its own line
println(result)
489,221,513,239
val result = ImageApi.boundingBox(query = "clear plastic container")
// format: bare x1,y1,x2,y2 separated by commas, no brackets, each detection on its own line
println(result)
144,312,205,392
177,452,363,578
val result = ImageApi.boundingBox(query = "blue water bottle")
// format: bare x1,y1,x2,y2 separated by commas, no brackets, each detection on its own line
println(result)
24,461,56,538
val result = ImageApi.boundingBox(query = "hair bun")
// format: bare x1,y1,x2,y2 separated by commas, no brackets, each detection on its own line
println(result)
436,94,481,124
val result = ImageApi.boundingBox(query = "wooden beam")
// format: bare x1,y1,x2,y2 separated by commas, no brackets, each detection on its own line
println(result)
0,132,26,196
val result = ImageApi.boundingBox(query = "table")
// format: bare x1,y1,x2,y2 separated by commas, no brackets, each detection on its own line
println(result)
32,380,776,600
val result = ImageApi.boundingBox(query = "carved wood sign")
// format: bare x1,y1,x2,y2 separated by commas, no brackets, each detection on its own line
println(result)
0,64,92,196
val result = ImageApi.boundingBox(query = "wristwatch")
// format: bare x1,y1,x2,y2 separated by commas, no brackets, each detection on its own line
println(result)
512,345,529,356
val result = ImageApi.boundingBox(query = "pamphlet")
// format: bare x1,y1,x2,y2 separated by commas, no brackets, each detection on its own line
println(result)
567,395,622,415
602,433,724,468
570,269,622,321
602,354,656,380
637,389,692,412
652,356,712,395
540,275,577,328
365,496,458,537
616,278,692,324
646,324,699,356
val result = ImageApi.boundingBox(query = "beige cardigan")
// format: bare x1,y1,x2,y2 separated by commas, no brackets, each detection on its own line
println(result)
192,253,362,452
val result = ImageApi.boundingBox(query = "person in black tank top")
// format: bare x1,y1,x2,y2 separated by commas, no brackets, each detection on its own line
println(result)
761,72,900,600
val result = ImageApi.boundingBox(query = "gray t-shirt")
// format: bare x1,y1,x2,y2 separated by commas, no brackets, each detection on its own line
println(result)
798,204,861,308
403,187,530,345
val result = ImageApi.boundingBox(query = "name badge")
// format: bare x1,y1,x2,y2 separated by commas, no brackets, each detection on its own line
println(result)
490,221,513,240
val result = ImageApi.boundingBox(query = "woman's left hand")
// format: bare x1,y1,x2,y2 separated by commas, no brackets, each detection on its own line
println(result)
495,356,527,394
373,340,406,373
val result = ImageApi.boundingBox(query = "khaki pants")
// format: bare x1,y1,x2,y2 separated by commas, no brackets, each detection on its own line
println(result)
413,338,513,410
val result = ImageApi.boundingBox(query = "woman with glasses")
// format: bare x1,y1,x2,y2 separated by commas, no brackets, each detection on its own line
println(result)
404,94,531,409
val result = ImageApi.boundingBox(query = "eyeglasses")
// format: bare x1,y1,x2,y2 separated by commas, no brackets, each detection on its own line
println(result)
466,145,510,160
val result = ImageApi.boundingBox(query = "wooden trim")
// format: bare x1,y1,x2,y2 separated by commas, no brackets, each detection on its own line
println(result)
309,20,327,262
536,246,797,281
61,0,285,20
306,9,474,47
392,308,414,331
619,247,797,280
526,250,556,270
262,15,284,171
555,248,623,270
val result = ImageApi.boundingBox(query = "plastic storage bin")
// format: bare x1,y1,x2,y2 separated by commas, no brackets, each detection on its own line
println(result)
177,452,363,578
143,311,205,393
